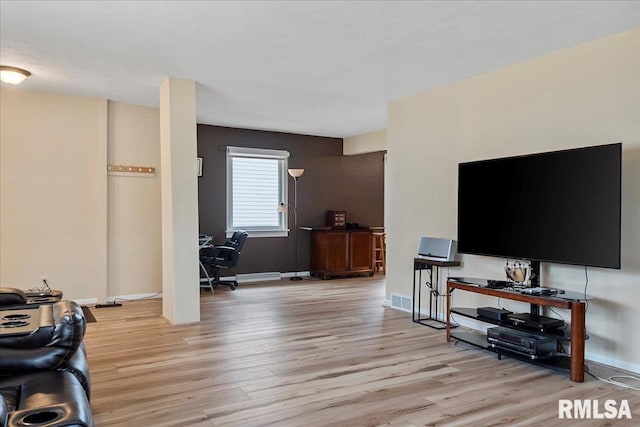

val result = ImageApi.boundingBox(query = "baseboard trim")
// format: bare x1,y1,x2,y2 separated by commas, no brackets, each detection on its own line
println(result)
74,292,162,306
281,271,311,279
76,271,313,306
236,272,281,283
200,271,311,284
585,353,640,374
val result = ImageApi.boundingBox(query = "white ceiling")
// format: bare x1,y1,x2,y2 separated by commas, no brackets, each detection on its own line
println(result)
1,1,638,138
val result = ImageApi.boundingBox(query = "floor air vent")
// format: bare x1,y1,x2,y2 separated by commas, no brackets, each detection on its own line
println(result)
391,293,412,312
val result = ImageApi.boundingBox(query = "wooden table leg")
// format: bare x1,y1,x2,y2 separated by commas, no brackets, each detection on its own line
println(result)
570,301,586,382
446,282,451,341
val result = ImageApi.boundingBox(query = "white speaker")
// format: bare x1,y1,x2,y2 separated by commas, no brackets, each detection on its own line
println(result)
417,237,457,261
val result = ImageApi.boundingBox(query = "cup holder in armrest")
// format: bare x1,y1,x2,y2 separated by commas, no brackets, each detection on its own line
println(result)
1,371,93,427
18,409,64,426
0,307,41,337
0,320,30,328
25,297,57,304
2,313,31,321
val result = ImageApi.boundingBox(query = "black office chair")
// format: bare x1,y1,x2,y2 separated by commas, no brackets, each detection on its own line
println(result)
200,230,248,290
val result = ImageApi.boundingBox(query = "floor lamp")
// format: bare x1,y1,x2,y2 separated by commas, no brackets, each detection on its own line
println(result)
288,168,304,280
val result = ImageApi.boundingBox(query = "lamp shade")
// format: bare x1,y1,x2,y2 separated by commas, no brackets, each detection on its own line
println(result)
288,168,304,178
0,66,31,85
277,203,288,213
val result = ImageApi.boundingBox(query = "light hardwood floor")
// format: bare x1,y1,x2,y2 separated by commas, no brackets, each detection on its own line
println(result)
84,276,639,426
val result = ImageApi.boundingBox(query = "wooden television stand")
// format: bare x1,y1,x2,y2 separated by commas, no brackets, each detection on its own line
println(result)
446,278,588,382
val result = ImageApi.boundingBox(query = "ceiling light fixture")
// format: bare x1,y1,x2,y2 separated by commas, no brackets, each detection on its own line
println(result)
0,66,31,85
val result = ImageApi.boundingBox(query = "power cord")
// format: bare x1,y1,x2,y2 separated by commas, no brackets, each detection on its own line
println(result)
95,292,163,307
532,267,587,329
113,292,163,303
26,278,53,296
547,307,566,328
449,312,461,328
586,370,640,391
579,269,640,391
425,276,447,298
584,266,589,312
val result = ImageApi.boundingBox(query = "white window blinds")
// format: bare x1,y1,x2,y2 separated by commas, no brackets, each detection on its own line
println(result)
226,147,289,237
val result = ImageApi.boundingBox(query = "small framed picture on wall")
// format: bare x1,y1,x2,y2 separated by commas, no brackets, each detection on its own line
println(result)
197,157,203,177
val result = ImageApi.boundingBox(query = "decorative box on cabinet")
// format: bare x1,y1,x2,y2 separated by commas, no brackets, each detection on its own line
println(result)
309,228,374,279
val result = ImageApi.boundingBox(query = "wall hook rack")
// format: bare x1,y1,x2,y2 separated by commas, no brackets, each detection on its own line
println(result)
107,164,156,177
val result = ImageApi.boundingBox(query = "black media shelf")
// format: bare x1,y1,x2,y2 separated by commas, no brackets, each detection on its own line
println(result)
450,330,572,374
450,307,579,340
447,279,588,382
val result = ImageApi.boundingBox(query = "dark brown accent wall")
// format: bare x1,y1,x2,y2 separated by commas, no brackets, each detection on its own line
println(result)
197,124,384,275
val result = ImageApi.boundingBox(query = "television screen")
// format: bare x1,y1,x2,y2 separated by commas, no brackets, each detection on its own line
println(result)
457,143,621,269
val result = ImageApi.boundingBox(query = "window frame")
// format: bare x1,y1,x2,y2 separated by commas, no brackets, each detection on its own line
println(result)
226,146,289,238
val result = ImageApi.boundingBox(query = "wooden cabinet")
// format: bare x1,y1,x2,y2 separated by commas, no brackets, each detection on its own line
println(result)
310,229,374,279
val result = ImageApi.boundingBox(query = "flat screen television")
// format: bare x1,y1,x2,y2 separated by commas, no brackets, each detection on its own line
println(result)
457,143,621,270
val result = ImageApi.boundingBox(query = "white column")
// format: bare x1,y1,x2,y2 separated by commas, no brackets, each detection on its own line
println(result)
159,77,200,324
97,99,108,304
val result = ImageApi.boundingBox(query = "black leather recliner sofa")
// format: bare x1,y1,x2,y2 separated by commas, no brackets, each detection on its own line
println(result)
0,298,93,427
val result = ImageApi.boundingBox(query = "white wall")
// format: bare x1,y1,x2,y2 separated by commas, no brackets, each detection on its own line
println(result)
386,29,640,371
343,128,387,155
107,102,162,297
0,89,105,299
0,89,162,301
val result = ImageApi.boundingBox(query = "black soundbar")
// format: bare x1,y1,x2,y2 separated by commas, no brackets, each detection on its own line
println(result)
478,306,512,321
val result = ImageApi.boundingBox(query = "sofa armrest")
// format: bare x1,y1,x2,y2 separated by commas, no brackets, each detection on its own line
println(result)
0,289,26,308
1,371,93,427
0,301,86,375
0,394,7,427
60,344,91,400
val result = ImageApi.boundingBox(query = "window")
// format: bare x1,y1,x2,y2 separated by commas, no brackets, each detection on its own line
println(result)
226,146,289,237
